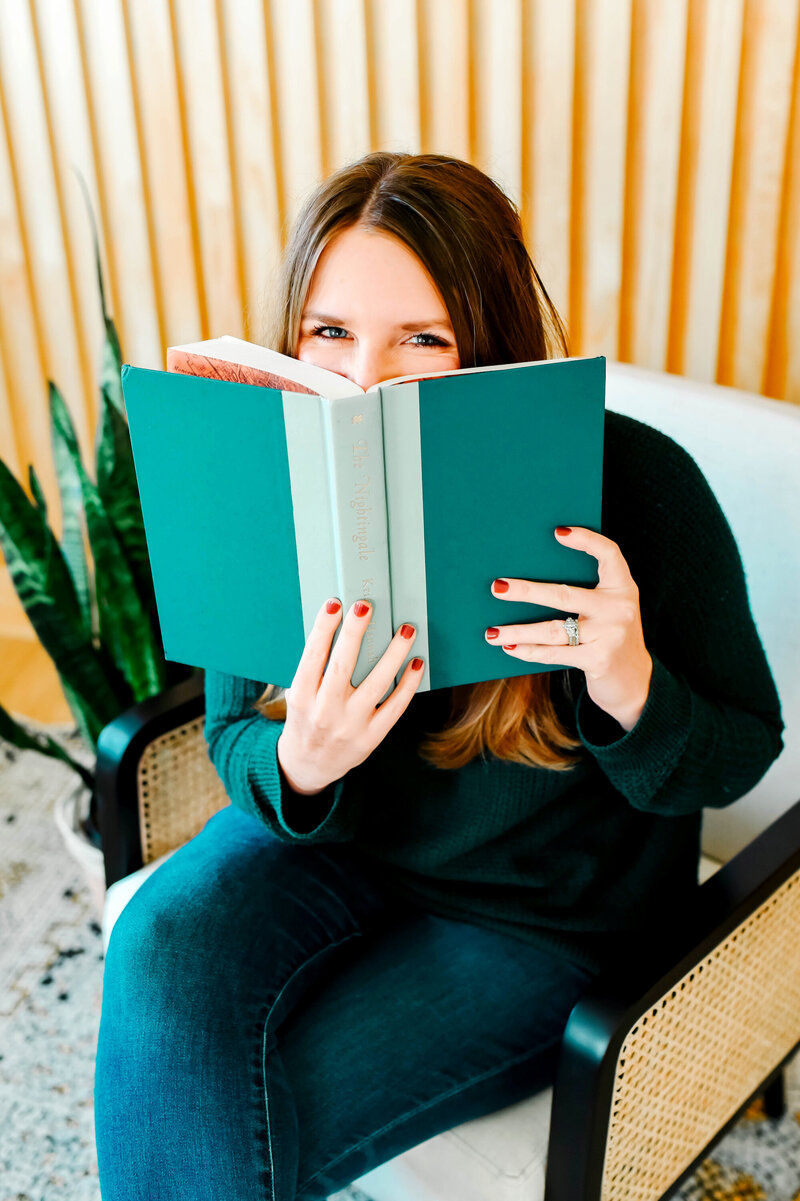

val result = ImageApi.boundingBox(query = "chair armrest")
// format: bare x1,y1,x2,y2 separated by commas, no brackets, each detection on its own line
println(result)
545,795,800,1201
96,670,228,889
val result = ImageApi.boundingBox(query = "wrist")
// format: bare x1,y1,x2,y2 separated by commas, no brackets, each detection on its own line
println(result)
609,656,654,732
277,734,328,796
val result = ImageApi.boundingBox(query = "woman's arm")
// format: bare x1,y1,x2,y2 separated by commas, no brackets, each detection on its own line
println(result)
203,669,365,842
574,416,784,816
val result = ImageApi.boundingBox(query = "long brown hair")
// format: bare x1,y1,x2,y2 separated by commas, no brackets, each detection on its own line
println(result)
254,151,583,771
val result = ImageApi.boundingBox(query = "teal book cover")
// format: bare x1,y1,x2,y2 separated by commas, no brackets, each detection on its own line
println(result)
120,355,605,693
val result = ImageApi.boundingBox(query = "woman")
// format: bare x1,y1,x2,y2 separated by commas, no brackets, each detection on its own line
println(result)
94,152,784,1201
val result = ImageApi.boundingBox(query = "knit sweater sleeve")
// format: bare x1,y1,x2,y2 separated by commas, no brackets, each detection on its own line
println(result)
202,669,364,842
574,420,784,816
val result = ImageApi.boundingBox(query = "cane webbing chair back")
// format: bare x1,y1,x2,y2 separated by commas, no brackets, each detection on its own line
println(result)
599,868,800,1200
138,716,229,865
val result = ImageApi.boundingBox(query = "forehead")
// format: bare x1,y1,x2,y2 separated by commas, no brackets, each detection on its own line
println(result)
304,226,450,319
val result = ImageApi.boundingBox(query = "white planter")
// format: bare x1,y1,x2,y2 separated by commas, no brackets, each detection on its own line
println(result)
54,781,107,923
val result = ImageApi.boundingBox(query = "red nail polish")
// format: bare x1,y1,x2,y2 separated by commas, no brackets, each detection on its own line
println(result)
493,579,509,592
400,624,415,639
503,644,517,650
411,657,424,670
486,627,500,639
555,526,572,536
354,601,370,617
326,599,341,614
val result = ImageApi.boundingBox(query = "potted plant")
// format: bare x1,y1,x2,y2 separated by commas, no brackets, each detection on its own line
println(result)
0,171,197,918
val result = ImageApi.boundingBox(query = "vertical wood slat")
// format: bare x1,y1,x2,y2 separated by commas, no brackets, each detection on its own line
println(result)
764,16,800,404
171,0,244,340
367,0,421,154
315,0,371,176
76,0,161,372
268,0,324,221
471,0,522,209
619,0,688,371
717,0,799,394
668,0,744,383
0,0,85,513
124,0,203,356
31,0,99,455
417,0,471,158
221,0,284,342
521,0,575,342
570,0,633,358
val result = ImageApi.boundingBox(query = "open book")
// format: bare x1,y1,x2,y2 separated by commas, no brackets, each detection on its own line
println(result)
121,336,606,693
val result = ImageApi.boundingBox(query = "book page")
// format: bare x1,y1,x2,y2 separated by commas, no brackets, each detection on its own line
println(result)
166,349,320,394
166,335,362,398
369,355,583,391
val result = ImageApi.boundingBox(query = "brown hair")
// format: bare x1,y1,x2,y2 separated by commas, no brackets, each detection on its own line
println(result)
254,151,583,771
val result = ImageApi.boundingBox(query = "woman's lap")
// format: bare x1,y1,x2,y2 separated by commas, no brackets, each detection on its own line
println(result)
94,802,596,1201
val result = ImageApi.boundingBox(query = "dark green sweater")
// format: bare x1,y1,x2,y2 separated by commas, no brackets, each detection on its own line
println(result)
203,412,784,973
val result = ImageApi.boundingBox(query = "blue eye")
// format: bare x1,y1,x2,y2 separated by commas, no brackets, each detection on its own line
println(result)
409,332,447,346
311,324,348,339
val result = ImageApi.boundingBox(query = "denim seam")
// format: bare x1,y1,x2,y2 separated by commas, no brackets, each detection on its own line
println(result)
297,1032,564,1193
261,927,368,1201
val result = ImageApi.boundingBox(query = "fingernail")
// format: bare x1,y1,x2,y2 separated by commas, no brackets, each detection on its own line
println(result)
486,627,500,639
326,599,341,614
555,526,572,536
354,601,370,617
411,657,424,670
493,579,509,593
503,644,517,650
400,624,415,639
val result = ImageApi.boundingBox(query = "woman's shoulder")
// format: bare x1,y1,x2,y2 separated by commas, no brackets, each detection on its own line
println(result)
603,409,699,477
600,409,741,595
602,409,723,522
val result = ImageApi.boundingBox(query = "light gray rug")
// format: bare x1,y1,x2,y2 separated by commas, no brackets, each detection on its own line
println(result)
1,716,799,1201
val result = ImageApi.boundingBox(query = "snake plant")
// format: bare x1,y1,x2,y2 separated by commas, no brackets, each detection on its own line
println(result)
0,170,196,838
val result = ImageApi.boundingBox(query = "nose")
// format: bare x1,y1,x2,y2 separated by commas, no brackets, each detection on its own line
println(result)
347,343,394,392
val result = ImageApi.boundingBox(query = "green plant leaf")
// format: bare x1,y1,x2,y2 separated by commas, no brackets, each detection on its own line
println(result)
49,384,165,702
47,382,92,640
101,315,125,418
0,701,94,791
28,463,47,518
0,457,126,746
71,165,125,418
95,384,158,628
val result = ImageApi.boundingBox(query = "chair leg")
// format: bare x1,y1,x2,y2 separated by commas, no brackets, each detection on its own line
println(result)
762,1069,786,1119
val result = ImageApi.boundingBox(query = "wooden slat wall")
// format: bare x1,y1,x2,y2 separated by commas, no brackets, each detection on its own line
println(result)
1,0,799,639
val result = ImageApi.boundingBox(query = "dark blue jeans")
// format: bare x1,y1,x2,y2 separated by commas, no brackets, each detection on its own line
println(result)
94,803,597,1200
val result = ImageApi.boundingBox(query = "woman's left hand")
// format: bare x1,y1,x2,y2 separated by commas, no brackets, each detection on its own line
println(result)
486,526,653,732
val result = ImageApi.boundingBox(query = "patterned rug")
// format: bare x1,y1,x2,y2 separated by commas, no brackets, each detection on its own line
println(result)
1,716,799,1201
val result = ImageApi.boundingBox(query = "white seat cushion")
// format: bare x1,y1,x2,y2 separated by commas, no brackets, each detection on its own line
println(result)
352,1086,554,1201
102,847,179,954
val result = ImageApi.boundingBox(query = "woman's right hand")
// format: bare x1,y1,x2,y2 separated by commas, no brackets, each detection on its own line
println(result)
276,598,425,795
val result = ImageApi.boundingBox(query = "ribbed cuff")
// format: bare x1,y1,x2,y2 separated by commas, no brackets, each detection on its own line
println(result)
248,731,347,840
575,654,692,804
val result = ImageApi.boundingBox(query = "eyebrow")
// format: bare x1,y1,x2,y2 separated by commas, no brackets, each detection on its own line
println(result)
302,310,453,332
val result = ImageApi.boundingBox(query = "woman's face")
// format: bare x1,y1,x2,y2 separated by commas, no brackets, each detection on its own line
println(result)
296,225,460,391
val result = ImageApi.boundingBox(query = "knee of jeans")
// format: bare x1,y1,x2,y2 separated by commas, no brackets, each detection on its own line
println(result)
104,872,200,994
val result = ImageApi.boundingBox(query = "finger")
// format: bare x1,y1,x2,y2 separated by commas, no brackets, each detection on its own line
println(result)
553,526,634,589
368,652,426,738
492,576,602,616
485,617,595,646
290,597,344,704
320,598,375,695
499,642,584,666
351,621,421,715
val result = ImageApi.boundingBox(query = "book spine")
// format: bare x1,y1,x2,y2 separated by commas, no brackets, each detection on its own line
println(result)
283,391,393,692
378,382,431,692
